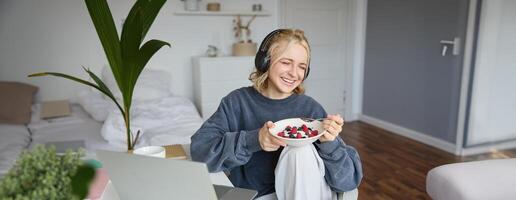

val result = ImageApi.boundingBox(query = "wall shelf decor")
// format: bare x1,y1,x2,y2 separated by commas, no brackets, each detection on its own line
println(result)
173,10,270,16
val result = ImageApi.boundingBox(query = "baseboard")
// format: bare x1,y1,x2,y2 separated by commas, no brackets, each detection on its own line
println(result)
460,139,516,156
358,114,457,154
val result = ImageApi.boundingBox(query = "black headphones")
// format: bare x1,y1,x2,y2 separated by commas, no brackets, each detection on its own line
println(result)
254,29,311,80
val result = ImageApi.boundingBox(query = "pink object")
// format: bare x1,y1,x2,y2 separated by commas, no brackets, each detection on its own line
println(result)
87,168,110,200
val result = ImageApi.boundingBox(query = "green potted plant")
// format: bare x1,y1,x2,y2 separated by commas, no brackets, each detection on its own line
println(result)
0,145,95,199
29,0,169,151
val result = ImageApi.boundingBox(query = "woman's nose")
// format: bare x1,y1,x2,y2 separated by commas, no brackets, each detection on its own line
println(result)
287,65,298,77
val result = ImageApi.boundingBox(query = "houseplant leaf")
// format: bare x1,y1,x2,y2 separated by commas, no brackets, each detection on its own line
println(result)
82,67,125,115
138,39,170,71
120,3,144,110
140,0,167,39
84,0,123,88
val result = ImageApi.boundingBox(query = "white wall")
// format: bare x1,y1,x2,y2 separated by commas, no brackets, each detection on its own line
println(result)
0,0,278,102
467,0,516,145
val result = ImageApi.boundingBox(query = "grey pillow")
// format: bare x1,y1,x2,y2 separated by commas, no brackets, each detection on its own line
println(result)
0,81,38,124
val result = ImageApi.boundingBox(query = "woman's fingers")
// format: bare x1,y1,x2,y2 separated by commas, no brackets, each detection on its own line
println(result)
326,114,344,125
259,121,286,151
319,114,345,142
324,131,336,140
270,135,286,147
266,121,275,129
263,136,283,151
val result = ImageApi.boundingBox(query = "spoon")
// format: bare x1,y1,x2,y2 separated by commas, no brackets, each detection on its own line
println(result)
300,117,325,122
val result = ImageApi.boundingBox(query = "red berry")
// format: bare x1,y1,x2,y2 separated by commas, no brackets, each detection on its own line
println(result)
278,132,285,137
296,133,302,138
291,127,297,134
311,130,318,136
302,124,308,132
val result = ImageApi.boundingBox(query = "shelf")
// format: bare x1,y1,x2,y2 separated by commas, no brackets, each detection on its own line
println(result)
173,10,270,16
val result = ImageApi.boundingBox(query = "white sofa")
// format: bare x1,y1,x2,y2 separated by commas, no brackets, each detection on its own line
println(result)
426,158,516,200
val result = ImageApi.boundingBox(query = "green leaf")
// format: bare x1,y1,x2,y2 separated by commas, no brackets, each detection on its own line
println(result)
84,0,123,89
120,3,144,109
137,39,170,72
82,67,115,100
140,0,167,39
117,0,168,113
28,72,99,89
82,67,125,115
71,164,96,199
28,71,126,118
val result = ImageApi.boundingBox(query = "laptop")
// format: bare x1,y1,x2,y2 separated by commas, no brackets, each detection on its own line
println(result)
96,150,257,200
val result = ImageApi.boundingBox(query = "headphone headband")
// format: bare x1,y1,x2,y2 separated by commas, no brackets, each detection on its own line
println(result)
258,29,283,52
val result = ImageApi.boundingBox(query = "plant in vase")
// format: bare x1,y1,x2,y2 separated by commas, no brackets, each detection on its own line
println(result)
232,15,257,56
29,0,169,151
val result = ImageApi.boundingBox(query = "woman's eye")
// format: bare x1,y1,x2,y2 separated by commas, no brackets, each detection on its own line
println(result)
281,61,290,65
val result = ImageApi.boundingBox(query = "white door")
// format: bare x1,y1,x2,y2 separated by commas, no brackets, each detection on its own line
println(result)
467,0,516,146
280,0,349,118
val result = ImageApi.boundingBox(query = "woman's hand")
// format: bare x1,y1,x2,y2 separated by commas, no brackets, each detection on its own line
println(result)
319,114,344,143
259,121,287,151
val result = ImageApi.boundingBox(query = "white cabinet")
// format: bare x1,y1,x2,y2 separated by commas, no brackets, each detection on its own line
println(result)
193,56,255,119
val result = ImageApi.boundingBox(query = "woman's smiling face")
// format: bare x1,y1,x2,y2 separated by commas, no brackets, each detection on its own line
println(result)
265,42,309,99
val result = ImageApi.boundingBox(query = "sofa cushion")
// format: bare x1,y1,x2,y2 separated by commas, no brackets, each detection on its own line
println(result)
427,158,516,200
0,82,38,124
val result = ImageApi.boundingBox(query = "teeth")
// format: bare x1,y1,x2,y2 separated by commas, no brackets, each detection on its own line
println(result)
281,77,295,84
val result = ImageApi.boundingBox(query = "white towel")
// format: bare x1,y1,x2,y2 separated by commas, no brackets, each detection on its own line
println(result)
274,145,337,200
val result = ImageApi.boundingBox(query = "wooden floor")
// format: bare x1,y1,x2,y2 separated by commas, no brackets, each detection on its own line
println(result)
340,121,516,200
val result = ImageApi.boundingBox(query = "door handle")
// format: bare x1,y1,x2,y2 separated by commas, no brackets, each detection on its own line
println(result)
440,37,461,56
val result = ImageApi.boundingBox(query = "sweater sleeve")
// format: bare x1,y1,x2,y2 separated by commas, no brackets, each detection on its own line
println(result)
190,97,262,173
314,138,363,192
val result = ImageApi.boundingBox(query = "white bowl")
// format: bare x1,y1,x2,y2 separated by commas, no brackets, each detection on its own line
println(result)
269,118,326,147
133,146,166,158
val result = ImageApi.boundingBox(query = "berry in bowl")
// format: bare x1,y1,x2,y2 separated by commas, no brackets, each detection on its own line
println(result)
269,118,326,147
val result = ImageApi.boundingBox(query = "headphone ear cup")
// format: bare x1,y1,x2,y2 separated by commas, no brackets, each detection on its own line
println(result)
254,50,268,72
304,67,310,79
260,55,270,73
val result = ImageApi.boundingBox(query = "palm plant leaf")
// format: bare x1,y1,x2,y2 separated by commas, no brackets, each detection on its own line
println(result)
84,0,123,87
120,4,144,109
140,0,166,39
29,72,98,89
118,0,168,112
28,71,125,117
138,39,170,72
82,67,125,115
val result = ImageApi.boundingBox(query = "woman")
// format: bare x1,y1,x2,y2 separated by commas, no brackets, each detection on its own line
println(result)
191,29,362,199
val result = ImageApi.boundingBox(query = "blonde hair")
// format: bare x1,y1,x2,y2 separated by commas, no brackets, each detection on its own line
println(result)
249,29,310,95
